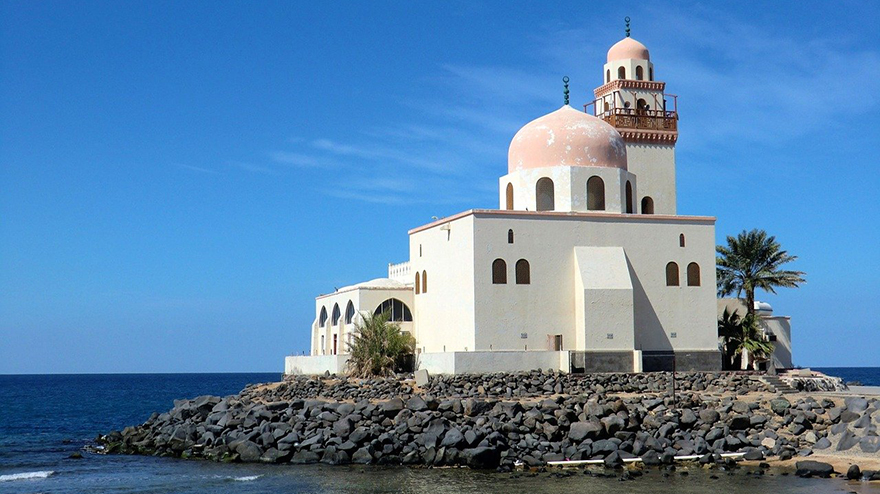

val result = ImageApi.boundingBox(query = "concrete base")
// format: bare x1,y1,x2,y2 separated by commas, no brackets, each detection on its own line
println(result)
285,355,349,375
417,350,569,374
570,351,635,373
642,350,721,372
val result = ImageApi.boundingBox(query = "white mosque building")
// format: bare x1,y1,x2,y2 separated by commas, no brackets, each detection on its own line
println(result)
286,30,726,375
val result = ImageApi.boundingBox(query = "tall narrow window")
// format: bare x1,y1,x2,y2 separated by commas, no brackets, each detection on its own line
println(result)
636,66,644,80
536,178,554,211
687,263,701,286
666,262,680,287
333,334,337,355
492,259,507,284
505,183,514,210
649,67,654,81
415,272,420,294
508,229,514,244
625,181,634,213
641,196,654,214
319,307,328,327
331,303,341,326
344,301,355,324
679,234,686,247
422,270,427,293
606,69,610,83
587,176,605,211
618,66,626,79
515,259,530,285
603,101,609,112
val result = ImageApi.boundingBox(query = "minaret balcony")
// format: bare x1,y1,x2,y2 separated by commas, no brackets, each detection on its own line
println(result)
598,108,677,132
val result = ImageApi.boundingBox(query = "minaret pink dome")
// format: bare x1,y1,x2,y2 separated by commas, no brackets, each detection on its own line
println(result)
508,105,627,173
607,37,650,62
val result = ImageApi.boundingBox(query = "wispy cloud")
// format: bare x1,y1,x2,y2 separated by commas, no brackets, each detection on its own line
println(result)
174,163,216,174
269,151,327,168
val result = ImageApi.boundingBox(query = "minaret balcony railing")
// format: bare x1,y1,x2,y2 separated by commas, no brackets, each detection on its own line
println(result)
598,108,678,132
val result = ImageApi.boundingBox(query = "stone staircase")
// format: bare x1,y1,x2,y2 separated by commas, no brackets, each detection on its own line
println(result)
756,375,798,394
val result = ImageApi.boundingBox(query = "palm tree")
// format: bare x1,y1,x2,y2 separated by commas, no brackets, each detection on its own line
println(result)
716,229,806,316
718,307,775,370
345,310,415,378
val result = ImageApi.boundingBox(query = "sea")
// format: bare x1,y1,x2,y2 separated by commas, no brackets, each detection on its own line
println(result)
1,370,878,494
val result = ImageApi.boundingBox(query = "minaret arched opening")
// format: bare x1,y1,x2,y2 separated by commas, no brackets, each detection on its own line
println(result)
505,183,514,210
617,66,626,79
636,66,644,80
536,178,555,211
587,176,605,211
641,196,654,214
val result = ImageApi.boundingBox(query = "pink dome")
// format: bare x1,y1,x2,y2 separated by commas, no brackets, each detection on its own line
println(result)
508,105,627,173
607,37,650,62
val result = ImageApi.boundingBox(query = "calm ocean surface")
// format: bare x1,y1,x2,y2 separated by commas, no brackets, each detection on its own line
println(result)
1,370,878,493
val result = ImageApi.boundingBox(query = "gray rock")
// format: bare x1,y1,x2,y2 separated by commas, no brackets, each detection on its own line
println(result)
847,464,861,480
351,447,374,464
461,447,500,469
601,415,625,435
860,436,880,454
743,449,764,460
381,398,405,417
795,460,834,478
728,414,751,430
290,450,321,464
680,409,697,428
853,414,872,428
813,437,832,450
840,410,859,423
406,396,428,412
837,429,860,451
699,409,720,424
235,441,263,462
604,450,624,468
569,421,603,442
770,398,791,416
441,428,464,448
845,397,869,413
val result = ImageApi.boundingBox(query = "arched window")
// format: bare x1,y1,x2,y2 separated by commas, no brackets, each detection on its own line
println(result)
637,98,647,111
603,101,609,113
505,183,514,210
415,271,420,294
617,66,626,79
679,234,686,248
422,270,427,293
374,298,413,322
318,306,328,327
536,178,554,211
687,263,701,286
625,181,634,213
515,259,530,284
344,301,355,324
606,69,610,83
641,196,654,214
508,229,514,244
331,303,341,326
492,259,507,284
666,262,680,287
636,66,644,80
587,176,605,211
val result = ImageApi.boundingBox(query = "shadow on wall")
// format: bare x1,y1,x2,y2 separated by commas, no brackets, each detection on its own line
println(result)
627,255,674,371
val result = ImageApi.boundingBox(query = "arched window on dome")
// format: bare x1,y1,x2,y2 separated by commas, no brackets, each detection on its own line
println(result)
331,303,341,326
515,259,530,285
415,272,420,295
505,183,514,210
636,66,644,80
344,301,355,324
587,176,605,211
606,69,610,83
374,298,413,322
618,66,626,79
492,259,507,284
625,181,634,213
687,263,701,287
641,196,654,214
318,306,328,327
508,229,514,244
666,262,680,287
536,178,554,211
422,270,427,293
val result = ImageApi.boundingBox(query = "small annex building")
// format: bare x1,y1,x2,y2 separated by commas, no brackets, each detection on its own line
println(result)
287,30,726,375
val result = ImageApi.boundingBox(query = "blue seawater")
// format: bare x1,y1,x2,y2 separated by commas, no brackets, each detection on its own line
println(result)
0,372,876,493
814,367,880,386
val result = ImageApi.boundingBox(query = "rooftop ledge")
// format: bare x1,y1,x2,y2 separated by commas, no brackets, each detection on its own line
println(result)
408,209,716,235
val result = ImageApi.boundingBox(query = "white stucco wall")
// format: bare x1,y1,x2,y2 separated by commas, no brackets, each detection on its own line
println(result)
625,144,676,215
574,246,635,351
499,165,638,214
409,210,717,357
409,215,476,353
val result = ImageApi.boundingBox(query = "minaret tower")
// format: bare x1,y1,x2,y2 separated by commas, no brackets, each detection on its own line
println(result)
590,17,678,215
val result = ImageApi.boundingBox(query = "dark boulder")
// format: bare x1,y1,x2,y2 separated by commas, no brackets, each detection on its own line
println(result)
795,460,834,478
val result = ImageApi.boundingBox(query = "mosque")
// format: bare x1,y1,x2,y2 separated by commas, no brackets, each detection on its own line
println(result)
286,26,772,375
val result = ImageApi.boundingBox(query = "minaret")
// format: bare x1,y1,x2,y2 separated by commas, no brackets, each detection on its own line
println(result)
590,17,678,215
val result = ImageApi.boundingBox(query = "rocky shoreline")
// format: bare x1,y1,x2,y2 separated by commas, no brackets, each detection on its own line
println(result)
96,371,880,480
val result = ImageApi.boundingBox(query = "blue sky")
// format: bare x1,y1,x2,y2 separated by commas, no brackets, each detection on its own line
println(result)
1,1,878,373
